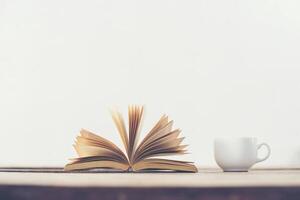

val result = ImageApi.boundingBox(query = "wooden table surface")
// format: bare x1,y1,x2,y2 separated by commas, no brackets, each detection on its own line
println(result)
0,168,299,200
0,168,299,188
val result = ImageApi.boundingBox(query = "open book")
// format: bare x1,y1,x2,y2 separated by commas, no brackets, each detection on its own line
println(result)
64,106,197,172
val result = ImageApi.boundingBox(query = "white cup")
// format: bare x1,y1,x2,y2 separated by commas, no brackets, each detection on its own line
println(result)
214,137,271,172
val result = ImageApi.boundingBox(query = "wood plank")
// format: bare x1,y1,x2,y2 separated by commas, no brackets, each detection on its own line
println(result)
0,168,300,200
0,168,299,188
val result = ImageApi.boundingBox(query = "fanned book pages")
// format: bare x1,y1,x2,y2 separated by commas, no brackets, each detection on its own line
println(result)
64,106,198,172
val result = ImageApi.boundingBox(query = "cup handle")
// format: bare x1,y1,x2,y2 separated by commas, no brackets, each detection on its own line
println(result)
256,143,271,163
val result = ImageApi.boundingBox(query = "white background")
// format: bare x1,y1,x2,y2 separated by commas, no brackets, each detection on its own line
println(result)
0,0,299,168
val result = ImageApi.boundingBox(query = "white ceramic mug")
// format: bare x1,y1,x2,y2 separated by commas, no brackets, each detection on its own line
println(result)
214,137,271,172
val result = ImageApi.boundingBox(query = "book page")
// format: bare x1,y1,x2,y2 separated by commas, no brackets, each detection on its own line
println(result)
133,120,184,162
79,129,127,159
65,160,129,171
132,114,197,172
136,115,169,151
135,119,173,156
64,129,129,171
78,129,127,161
111,110,129,156
132,158,197,172
128,105,144,162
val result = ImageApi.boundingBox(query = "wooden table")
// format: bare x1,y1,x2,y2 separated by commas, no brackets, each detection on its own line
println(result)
0,168,299,200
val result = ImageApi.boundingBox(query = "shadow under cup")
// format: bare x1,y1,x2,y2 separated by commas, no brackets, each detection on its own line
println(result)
214,137,271,172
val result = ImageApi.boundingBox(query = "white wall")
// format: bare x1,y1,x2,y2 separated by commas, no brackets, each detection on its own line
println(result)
0,0,300,168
